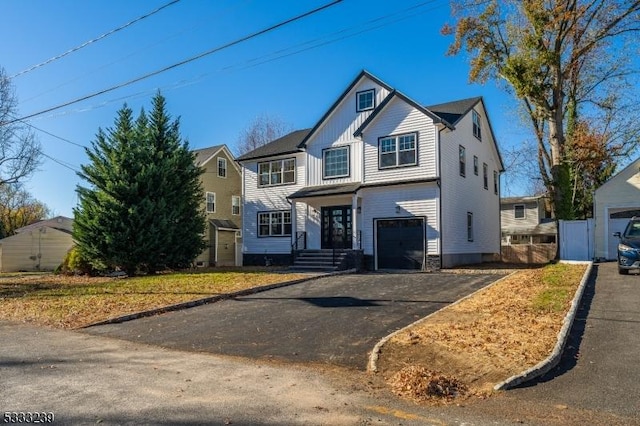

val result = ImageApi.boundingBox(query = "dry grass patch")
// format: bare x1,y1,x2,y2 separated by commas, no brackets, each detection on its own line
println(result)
0,268,310,329
377,263,587,403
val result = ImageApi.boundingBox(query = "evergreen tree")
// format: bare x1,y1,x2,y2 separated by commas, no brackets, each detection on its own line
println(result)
73,93,205,275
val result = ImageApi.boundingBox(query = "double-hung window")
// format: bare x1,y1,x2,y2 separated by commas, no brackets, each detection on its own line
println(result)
356,89,375,112
493,170,498,194
472,110,482,140
467,212,474,242
459,145,466,177
379,133,417,169
232,195,240,215
258,158,295,187
323,146,349,178
206,192,216,213
258,211,291,237
483,163,488,189
514,204,525,219
217,157,227,178
473,155,479,175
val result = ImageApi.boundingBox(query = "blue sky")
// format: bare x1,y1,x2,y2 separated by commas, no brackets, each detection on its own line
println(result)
2,0,530,217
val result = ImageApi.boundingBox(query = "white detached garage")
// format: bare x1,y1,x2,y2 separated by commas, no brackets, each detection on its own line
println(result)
594,157,640,260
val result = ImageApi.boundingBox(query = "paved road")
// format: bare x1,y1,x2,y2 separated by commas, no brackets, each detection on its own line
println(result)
83,272,500,370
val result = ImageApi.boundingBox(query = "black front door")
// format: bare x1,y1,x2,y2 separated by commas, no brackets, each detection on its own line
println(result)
321,206,352,249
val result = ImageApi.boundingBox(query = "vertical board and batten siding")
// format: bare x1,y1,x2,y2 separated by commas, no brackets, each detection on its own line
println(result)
362,99,438,184
305,79,390,187
440,105,501,256
500,201,540,229
359,183,440,256
593,157,640,259
242,152,306,255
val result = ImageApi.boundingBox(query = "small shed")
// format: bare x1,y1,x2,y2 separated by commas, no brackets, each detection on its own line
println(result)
0,216,74,272
594,158,640,260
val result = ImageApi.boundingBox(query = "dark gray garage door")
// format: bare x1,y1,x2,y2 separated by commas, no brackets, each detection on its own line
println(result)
376,218,425,269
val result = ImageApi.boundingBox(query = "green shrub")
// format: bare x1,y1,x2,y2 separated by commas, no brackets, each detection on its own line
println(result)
57,247,97,276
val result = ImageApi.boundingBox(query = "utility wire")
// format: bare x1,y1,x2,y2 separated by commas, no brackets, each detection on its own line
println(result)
3,0,342,126
11,0,182,79
41,152,80,173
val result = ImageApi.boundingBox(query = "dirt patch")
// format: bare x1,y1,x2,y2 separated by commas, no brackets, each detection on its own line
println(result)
375,263,587,403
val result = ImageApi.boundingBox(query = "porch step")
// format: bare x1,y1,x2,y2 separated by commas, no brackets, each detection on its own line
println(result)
290,249,350,272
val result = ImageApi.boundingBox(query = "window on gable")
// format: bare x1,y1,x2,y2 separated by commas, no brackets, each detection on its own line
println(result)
323,146,349,178
483,163,488,189
459,145,466,177
378,133,417,169
356,89,375,112
467,212,474,242
514,204,525,219
217,157,227,178
493,171,498,194
472,110,482,140
473,155,479,175
206,192,216,213
258,211,291,237
232,195,240,215
258,158,295,187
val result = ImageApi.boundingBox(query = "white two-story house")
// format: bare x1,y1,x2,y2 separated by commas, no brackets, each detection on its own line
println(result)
237,71,503,270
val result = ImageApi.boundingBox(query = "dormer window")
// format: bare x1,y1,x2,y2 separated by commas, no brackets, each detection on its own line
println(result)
356,89,375,112
472,110,482,140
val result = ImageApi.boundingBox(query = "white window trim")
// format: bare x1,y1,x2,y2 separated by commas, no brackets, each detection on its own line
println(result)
514,204,526,220
232,195,240,216
356,88,375,112
206,192,216,213
472,110,482,140
378,133,418,169
323,146,350,179
257,158,296,187
217,157,227,178
459,145,466,177
483,163,488,189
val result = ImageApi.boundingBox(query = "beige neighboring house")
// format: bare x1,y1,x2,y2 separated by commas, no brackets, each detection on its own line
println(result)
500,195,556,245
0,216,74,272
193,144,242,267
594,157,640,260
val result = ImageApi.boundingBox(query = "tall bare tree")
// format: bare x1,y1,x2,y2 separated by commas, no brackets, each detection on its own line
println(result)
0,67,41,186
236,113,292,155
443,0,640,219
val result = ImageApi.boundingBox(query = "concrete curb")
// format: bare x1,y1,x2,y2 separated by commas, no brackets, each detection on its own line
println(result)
493,260,593,390
367,271,518,373
81,268,356,329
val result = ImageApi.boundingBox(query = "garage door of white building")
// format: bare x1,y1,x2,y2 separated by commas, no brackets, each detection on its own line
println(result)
607,209,640,260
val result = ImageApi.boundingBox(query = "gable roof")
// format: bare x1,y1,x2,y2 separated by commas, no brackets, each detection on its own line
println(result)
353,90,450,137
193,145,224,166
236,128,310,161
595,156,640,193
426,97,482,126
297,70,393,148
14,216,73,234
192,144,241,174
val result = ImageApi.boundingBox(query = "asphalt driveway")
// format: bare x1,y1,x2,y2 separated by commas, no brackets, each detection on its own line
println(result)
83,272,502,370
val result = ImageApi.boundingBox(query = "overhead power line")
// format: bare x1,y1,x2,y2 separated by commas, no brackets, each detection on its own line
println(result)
11,0,182,79
42,152,80,173
3,0,342,126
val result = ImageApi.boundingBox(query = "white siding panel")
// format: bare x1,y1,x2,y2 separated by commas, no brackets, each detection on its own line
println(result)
359,183,440,255
242,153,306,255
304,78,389,187
362,99,437,184
440,105,501,256
500,201,540,229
